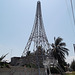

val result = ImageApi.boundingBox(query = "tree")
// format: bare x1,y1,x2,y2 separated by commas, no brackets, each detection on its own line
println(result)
0,53,8,62
70,59,75,71
0,53,10,68
51,37,69,67
26,51,30,56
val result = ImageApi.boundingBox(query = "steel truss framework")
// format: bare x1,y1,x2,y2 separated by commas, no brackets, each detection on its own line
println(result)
22,1,50,56
21,1,65,75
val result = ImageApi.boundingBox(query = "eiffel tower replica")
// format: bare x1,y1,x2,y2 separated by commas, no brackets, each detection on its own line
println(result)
22,1,50,57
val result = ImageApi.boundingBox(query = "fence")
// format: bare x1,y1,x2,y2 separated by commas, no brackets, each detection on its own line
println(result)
0,66,45,75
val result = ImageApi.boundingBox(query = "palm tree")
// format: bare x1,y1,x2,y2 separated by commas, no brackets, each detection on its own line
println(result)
0,53,9,68
51,37,69,64
0,53,8,62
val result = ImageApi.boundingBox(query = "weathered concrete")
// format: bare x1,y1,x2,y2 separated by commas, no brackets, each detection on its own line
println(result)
0,66,45,75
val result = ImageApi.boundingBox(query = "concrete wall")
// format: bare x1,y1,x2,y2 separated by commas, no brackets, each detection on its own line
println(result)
0,66,45,75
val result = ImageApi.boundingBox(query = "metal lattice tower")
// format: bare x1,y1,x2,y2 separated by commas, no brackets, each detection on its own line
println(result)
22,1,50,56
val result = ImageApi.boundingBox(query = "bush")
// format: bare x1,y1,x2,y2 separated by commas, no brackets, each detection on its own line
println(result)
50,67,59,74
70,60,75,71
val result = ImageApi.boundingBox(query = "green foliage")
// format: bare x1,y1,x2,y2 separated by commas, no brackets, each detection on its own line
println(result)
26,51,31,56
0,54,10,68
70,60,75,71
50,67,59,74
25,63,37,68
51,37,69,69
0,53,8,62
25,64,31,68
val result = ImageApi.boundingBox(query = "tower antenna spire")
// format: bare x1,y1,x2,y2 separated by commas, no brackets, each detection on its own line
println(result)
22,1,50,56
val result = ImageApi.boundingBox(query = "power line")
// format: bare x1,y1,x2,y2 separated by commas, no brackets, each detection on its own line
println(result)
65,0,75,36
70,0,75,25
73,0,75,9
65,0,71,19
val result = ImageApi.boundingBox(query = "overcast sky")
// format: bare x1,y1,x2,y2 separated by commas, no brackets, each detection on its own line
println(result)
0,0,75,64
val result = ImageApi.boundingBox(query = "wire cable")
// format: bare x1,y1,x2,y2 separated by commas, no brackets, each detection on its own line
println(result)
65,0,75,37
65,0,71,19
70,0,75,25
